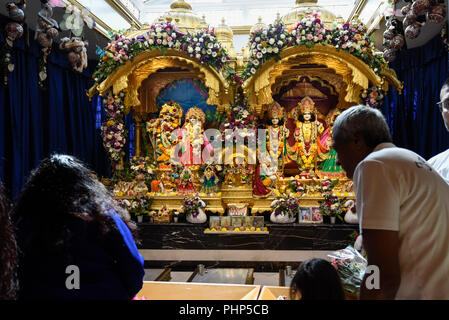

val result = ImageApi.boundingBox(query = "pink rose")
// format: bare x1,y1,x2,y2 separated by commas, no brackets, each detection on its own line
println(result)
157,39,162,44
344,35,349,41
342,44,347,49
318,34,323,40
167,37,173,42
307,34,313,40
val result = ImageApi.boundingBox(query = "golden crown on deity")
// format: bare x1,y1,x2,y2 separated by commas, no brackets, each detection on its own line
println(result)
161,101,183,119
299,96,316,114
268,102,284,120
185,106,206,124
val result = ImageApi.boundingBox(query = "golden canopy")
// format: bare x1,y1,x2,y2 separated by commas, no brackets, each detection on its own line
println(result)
242,44,403,116
87,49,230,116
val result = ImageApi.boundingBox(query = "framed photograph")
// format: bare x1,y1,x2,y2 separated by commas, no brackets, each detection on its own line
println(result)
299,207,312,223
253,216,264,229
311,207,323,223
209,216,220,229
228,204,248,216
243,216,254,229
220,216,231,229
231,216,243,228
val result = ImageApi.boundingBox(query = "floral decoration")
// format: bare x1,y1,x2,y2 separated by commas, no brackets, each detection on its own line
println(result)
93,21,230,84
182,28,230,71
287,180,308,196
180,195,206,219
101,91,127,164
242,19,291,78
271,193,300,218
331,18,387,73
291,12,332,48
117,196,151,216
318,179,346,220
360,86,385,109
130,156,155,176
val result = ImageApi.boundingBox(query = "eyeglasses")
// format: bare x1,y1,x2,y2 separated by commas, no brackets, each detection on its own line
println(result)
437,99,449,113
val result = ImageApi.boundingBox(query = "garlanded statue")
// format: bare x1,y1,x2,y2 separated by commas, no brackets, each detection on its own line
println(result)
317,108,347,179
178,166,196,194
266,102,289,171
288,97,326,176
177,106,208,166
146,101,183,165
200,165,219,194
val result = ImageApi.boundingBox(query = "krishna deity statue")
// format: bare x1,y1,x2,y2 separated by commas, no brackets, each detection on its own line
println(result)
146,101,184,166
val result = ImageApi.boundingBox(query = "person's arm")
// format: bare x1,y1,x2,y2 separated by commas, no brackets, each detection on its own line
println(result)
359,229,401,300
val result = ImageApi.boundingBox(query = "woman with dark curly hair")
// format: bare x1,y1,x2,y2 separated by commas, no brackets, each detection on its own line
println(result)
13,154,144,300
290,258,345,300
0,183,18,300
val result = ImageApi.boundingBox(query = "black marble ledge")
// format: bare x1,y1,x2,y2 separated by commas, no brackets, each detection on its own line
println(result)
137,222,358,251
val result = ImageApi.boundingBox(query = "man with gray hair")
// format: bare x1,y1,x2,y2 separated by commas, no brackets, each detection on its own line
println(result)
428,78,449,182
332,105,449,300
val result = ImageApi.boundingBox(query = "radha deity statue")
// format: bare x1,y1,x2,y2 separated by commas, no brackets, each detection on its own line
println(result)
288,97,327,176
178,166,196,193
146,101,184,165
200,165,219,194
175,107,212,166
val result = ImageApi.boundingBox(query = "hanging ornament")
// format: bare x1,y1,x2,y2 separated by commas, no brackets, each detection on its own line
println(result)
427,4,446,23
1,0,27,86
382,12,406,63
59,37,89,73
60,5,96,37
36,0,62,89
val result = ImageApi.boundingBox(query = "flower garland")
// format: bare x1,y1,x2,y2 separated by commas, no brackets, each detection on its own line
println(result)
242,20,291,78
270,193,299,218
242,14,387,79
117,196,151,217
182,28,230,71
360,86,385,109
331,18,387,74
291,12,332,48
93,21,230,84
101,91,127,165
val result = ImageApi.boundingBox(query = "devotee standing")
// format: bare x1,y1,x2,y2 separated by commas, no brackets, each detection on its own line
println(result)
332,105,449,299
13,154,144,300
428,78,449,182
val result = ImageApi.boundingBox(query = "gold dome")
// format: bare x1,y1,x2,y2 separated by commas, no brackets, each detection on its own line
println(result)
281,0,337,30
215,18,236,58
250,17,267,34
170,0,192,10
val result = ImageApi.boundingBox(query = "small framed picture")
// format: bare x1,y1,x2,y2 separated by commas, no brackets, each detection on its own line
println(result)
243,216,254,229
299,207,312,223
231,216,243,228
311,207,323,223
209,216,220,229
220,216,231,229
254,216,264,229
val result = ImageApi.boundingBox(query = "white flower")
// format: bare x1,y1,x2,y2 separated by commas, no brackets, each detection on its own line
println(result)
262,48,267,54
156,27,162,33
221,57,227,63
277,40,283,47
251,68,256,74
172,32,177,38
196,53,201,59
193,38,198,42
207,49,212,55
199,38,204,42
251,42,256,49
148,39,154,45
306,21,312,27
195,47,201,52
201,48,206,54
162,40,167,46
273,47,279,53
257,44,263,50
188,46,193,53
280,34,286,40
267,47,273,53
212,51,217,57
208,43,213,49
313,36,318,42
253,60,259,66
252,49,258,55
214,43,219,48
296,38,301,44
256,52,263,59
269,38,275,45
292,30,297,36
262,30,268,36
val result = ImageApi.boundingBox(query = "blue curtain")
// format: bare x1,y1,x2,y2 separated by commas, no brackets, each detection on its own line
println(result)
0,15,106,199
384,34,449,160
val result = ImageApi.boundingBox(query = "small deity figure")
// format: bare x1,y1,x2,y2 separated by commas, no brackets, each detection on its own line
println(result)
200,165,219,194
146,101,183,165
178,166,196,194
224,166,236,187
159,171,176,192
175,107,212,166
133,173,149,195
265,102,289,172
288,97,326,176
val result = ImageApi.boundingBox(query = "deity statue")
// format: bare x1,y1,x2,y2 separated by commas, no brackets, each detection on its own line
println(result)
200,165,219,194
178,166,196,194
265,102,289,172
288,97,327,176
146,101,183,165
175,107,212,166
317,108,347,179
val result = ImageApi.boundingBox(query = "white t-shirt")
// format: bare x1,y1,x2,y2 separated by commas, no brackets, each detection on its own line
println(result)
428,149,449,183
353,143,449,300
